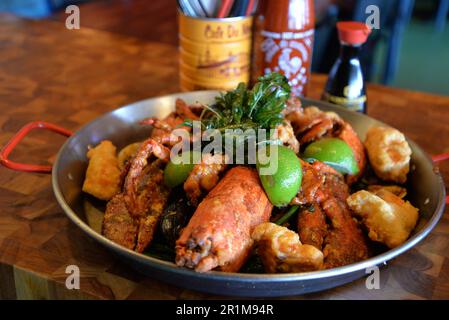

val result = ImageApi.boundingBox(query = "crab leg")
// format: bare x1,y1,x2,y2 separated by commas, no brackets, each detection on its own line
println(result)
293,160,369,268
103,138,171,253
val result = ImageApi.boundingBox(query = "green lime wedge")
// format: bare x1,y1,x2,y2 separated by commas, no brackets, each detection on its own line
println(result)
302,137,359,175
164,151,201,188
256,145,302,207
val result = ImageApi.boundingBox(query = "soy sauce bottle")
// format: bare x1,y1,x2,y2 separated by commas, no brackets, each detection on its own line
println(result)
322,22,371,113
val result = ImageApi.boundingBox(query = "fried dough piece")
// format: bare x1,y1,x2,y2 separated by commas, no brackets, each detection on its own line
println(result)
82,140,121,201
364,126,412,184
252,222,324,273
347,190,419,248
367,184,407,198
176,167,273,273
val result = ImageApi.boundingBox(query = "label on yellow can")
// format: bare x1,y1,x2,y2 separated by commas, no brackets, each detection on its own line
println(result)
179,14,253,43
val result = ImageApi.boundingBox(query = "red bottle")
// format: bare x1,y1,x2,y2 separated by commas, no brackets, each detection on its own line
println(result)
252,0,315,97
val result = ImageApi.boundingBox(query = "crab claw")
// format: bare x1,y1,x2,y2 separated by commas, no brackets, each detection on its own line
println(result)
337,122,366,185
103,138,171,253
286,106,366,184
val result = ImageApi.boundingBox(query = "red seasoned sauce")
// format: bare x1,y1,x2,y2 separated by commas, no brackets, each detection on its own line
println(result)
252,0,315,97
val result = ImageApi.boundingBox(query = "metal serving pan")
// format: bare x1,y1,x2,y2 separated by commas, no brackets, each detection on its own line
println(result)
1,91,447,297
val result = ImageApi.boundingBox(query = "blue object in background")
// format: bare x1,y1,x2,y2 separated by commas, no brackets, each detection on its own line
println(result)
0,0,84,18
0,0,52,18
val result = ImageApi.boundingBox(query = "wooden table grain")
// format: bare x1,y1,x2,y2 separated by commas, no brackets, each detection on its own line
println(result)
0,14,448,300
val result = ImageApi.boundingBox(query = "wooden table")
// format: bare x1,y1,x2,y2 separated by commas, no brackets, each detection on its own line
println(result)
0,14,448,300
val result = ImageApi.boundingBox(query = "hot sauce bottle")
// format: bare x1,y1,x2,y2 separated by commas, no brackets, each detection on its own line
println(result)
322,21,371,113
252,0,315,97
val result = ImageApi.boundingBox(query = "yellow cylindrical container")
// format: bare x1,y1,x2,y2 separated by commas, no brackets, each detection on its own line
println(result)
179,35,252,58
180,73,244,91
179,48,251,68
180,61,250,83
178,12,253,92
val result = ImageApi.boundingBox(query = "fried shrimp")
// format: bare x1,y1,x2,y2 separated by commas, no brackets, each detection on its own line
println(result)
252,222,324,273
347,189,419,248
183,154,228,206
364,126,412,184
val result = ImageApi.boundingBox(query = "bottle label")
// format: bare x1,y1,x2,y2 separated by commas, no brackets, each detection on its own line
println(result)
260,29,314,96
322,92,367,112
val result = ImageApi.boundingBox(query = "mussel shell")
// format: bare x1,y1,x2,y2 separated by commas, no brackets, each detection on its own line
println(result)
160,189,194,246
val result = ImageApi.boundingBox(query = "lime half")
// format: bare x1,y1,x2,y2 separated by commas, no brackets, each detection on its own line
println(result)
256,145,302,207
164,151,201,188
303,137,359,175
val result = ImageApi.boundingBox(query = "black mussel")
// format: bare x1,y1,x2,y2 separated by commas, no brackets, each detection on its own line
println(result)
160,189,195,246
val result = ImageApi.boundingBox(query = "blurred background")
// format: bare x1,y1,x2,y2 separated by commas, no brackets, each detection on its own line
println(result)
1,0,448,96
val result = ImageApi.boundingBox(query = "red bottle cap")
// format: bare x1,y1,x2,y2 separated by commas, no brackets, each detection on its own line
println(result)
337,21,371,45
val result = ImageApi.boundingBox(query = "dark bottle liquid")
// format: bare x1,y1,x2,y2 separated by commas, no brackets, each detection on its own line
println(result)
322,22,371,113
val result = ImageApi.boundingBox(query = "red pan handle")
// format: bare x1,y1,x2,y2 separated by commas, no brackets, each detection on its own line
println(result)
432,152,449,163
0,121,73,174
432,152,449,204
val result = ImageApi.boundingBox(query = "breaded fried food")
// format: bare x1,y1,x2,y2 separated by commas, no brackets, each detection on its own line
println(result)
118,142,141,169
82,140,121,200
367,184,407,198
364,126,412,184
347,190,419,248
252,222,324,273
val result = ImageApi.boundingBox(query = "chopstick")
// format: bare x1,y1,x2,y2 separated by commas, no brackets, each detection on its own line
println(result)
229,0,249,17
197,0,210,17
245,0,256,16
178,0,255,18
177,0,195,16
217,0,234,18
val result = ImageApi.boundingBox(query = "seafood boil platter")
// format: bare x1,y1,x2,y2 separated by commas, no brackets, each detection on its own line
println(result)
0,74,446,297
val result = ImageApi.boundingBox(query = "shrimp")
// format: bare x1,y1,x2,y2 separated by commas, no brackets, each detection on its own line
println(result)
183,154,228,206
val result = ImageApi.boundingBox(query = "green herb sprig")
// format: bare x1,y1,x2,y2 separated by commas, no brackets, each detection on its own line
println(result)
274,205,299,225
190,72,291,132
